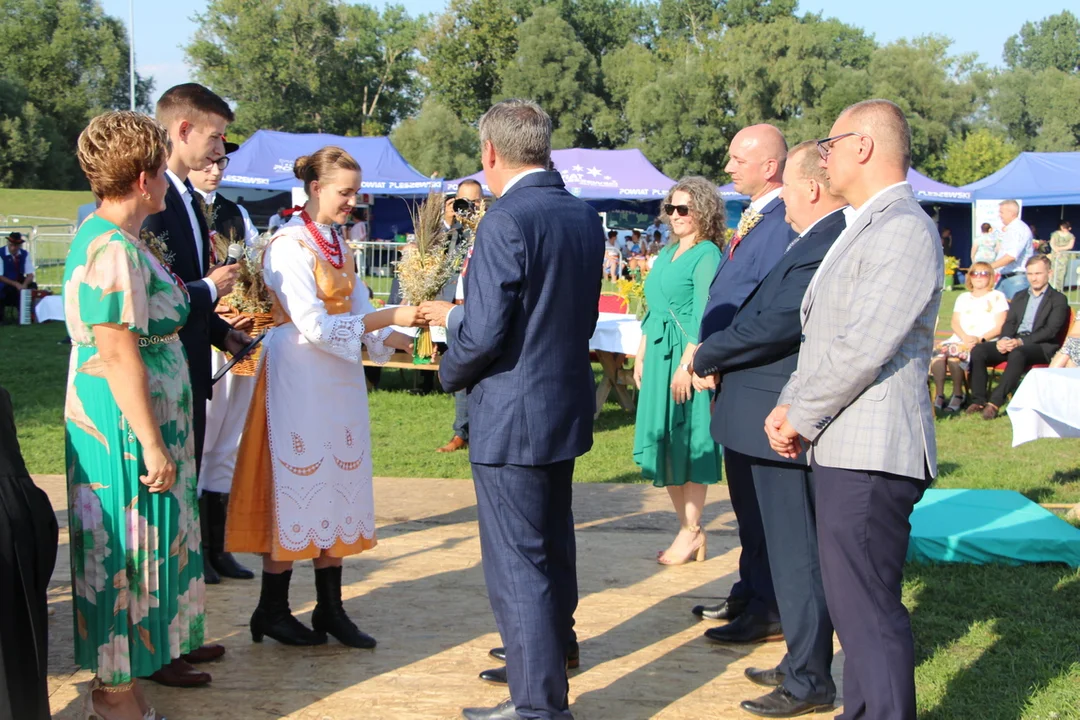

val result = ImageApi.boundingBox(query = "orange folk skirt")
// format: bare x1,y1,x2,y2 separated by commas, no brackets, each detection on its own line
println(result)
225,362,377,561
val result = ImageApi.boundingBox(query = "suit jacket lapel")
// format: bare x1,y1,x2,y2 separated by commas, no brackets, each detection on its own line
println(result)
165,182,198,257
187,182,211,273
802,185,912,320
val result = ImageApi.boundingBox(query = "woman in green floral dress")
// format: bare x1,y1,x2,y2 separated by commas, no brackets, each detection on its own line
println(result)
65,111,203,720
632,177,725,565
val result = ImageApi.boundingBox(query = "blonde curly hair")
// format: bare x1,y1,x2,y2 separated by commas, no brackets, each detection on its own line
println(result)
661,176,727,250
77,111,171,200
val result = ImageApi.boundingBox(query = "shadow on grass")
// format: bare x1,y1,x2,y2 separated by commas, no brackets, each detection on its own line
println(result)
908,562,1080,720
1048,468,1080,486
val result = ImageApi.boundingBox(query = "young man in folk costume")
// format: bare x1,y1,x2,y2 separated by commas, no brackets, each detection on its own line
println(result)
188,140,261,584
226,147,423,649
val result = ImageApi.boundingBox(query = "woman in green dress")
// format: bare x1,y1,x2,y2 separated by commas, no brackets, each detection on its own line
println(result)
65,111,203,720
632,177,725,565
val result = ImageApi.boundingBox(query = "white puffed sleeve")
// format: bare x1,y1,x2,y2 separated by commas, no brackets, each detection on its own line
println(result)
350,277,394,366
264,236,368,363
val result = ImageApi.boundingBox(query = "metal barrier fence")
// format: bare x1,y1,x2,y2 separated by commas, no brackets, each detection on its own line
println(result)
350,240,403,298
1,224,76,289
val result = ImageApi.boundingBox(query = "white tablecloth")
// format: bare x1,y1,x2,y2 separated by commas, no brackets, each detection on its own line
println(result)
1007,368,1080,446
589,312,642,355
34,295,65,323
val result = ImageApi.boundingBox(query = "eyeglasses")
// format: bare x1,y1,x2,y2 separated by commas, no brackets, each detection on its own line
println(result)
664,204,691,217
204,156,230,171
816,132,867,160
970,271,991,277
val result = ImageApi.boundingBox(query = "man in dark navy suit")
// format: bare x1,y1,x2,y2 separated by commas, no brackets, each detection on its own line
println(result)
692,141,848,718
420,100,604,720
691,124,795,642
141,83,249,684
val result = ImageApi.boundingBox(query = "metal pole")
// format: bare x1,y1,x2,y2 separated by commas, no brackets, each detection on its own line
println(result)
129,0,136,111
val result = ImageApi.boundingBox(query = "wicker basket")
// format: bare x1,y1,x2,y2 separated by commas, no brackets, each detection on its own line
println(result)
229,312,275,376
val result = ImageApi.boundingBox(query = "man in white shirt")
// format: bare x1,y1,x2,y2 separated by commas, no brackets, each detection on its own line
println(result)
267,208,288,234
992,199,1034,299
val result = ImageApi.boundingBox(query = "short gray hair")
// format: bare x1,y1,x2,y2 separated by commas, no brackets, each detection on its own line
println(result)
999,199,1020,213
478,99,552,168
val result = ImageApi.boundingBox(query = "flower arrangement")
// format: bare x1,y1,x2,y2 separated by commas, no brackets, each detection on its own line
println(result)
944,255,960,288
616,273,647,318
395,191,467,363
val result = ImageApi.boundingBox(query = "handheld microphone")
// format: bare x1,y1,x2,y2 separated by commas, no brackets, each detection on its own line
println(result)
224,243,244,265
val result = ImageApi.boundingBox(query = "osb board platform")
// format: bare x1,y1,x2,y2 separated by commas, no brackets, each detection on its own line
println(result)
35,475,844,719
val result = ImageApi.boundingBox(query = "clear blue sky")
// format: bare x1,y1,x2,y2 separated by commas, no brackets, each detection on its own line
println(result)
102,0,1072,106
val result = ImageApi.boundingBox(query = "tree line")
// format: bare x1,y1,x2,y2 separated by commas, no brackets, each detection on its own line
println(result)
1,0,1078,191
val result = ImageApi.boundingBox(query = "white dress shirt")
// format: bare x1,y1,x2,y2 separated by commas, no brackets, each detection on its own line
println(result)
997,217,1035,275
166,169,218,301
750,186,783,213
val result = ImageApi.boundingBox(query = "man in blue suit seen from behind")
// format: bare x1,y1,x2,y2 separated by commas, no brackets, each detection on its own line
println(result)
419,99,604,720
691,141,848,718
690,124,795,643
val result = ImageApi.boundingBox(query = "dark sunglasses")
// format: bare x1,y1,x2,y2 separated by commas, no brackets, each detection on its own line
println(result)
970,271,991,277
664,204,691,217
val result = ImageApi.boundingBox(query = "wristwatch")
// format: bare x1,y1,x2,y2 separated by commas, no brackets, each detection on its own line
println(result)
679,362,691,373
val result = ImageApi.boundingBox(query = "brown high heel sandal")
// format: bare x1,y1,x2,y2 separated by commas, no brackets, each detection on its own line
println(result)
658,525,707,565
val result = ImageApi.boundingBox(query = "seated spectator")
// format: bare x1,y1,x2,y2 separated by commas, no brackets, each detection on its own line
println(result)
604,230,621,282
967,255,1071,419
1049,315,1080,369
267,207,288,233
1,232,36,322
628,242,648,274
971,222,999,265
931,261,1008,412
647,230,664,269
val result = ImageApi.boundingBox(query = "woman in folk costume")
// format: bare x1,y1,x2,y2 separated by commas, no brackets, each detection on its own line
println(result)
227,146,421,649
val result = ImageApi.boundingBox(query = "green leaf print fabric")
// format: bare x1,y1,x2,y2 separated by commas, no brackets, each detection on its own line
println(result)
63,214,204,683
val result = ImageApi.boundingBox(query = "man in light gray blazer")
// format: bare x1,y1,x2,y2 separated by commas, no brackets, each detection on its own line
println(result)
766,99,942,720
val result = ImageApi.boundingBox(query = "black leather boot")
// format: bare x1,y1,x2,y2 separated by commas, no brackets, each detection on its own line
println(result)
250,570,327,646
311,565,376,649
199,495,220,585
205,492,254,579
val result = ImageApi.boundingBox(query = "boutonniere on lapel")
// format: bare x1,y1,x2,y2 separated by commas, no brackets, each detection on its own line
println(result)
140,229,175,270
195,194,223,264
727,207,765,259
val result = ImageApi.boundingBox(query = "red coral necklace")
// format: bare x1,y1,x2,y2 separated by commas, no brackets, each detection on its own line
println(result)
298,207,344,269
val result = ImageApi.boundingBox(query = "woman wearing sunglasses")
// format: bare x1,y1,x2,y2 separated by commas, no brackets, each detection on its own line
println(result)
930,260,1008,412
632,177,724,565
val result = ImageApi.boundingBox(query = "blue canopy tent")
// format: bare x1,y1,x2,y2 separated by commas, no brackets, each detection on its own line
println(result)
447,148,676,201
962,152,1080,206
220,130,442,196
218,131,443,239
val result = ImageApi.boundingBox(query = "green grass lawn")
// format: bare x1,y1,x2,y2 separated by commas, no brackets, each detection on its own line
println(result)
4,288,1080,718
0,188,93,224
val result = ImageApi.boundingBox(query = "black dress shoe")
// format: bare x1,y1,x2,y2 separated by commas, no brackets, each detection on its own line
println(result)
740,686,833,718
745,666,786,688
479,666,508,684
692,596,747,621
704,613,783,644
202,553,221,585
462,698,522,720
487,641,580,669
210,551,255,579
